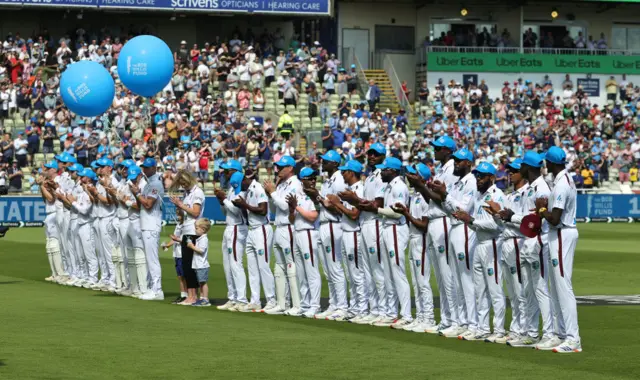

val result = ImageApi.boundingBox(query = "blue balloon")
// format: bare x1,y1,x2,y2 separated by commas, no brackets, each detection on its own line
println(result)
60,61,115,117
117,35,174,97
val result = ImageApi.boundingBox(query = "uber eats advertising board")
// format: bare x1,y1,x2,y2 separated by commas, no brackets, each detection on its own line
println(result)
428,52,640,74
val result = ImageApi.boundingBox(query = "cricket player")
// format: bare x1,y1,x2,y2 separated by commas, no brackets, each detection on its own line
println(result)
375,157,412,328
339,142,387,325
303,150,348,320
264,155,303,316
537,147,581,353
289,168,321,318
66,163,90,287
326,160,366,322
409,136,459,333
113,159,135,295
495,158,527,344
500,151,558,349
393,163,436,333
73,168,100,287
450,162,506,342
39,161,65,282
94,158,118,291
232,169,277,313
439,148,478,339
131,158,165,301
55,152,78,285
215,159,247,311
122,165,149,298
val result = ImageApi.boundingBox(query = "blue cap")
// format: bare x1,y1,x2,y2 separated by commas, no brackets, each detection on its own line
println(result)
44,160,59,170
78,120,86,125
79,168,97,181
221,159,243,172
275,155,296,168
320,150,341,163
338,160,363,173
375,157,402,171
127,166,142,181
522,150,544,168
90,160,100,169
367,142,386,155
351,64,356,68
299,167,317,179
68,163,84,172
97,157,114,167
473,162,497,176
430,135,456,151
406,163,432,180
545,146,566,165
229,172,244,195
452,148,474,162
141,157,157,168
118,159,135,168
507,158,523,170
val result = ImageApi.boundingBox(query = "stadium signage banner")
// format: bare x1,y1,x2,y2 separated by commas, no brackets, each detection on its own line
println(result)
10,0,331,14
428,53,640,74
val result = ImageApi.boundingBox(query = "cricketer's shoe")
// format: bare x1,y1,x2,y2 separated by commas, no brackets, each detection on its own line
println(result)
494,333,519,345
217,301,235,311
425,323,443,334
467,333,491,341
228,303,242,312
239,303,261,313
56,276,70,285
409,321,430,333
265,306,286,315
45,276,55,282
171,296,186,305
139,291,164,301
484,333,506,343
356,314,377,324
258,301,277,313
285,307,303,317
326,310,348,321
82,281,96,289
90,282,103,290
402,318,421,331
508,336,539,348
301,309,319,318
535,336,563,351
372,317,396,327
348,315,363,324
440,326,466,338
458,329,477,340
391,318,413,329
314,309,333,319
552,340,582,353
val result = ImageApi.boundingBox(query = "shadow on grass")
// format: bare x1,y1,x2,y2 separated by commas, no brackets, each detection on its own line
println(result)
0,281,22,285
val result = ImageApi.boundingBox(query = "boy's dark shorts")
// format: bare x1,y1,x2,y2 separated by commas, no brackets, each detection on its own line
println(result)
195,268,209,283
174,257,184,277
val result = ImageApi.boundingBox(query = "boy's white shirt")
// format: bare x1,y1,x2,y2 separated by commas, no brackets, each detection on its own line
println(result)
192,234,210,269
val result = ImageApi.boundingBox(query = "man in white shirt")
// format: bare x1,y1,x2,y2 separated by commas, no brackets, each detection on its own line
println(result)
250,56,264,89
123,165,149,298
39,161,65,282
264,156,303,315
263,56,276,88
536,147,581,353
233,169,277,313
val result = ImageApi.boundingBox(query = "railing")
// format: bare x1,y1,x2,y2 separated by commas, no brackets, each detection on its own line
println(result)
352,50,369,101
381,54,414,115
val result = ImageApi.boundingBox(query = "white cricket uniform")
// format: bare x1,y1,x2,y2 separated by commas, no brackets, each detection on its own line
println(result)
53,173,69,276
57,172,78,278
140,173,164,294
341,181,366,316
96,175,119,287
70,180,88,281
43,188,64,278
245,180,276,306
424,159,458,327
125,178,147,295
317,170,348,312
220,185,248,304
271,176,303,310
407,191,435,324
113,177,131,289
293,191,321,313
511,176,554,340
360,168,385,317
381,176,411,320
72,184,99,284
547,169,580,342
500,184,528,337
468,184,506,336
443,172,478,331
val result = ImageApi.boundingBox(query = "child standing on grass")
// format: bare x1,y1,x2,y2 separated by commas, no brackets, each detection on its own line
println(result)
164,212,188,304
187,218,212,307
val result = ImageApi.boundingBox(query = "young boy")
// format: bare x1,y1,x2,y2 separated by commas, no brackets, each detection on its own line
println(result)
187,218,212,307
164,212,188,304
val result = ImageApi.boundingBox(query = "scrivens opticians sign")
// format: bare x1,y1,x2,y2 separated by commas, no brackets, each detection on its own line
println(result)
4,0,331,15
428,52,640,74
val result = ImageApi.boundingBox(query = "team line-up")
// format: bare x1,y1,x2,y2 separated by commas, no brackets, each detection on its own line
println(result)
36,136,582,354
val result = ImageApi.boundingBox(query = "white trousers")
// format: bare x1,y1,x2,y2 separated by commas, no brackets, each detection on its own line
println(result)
473,239,506,335
342,230,367,316
246,225,276,305
294,229,321,312
361,220,385,316
115,217,130,289
549,228,580,342
318,222,347,311
520,234,555,339
428,216,456,327
142,229,162,293
382,224,411,320
501,237,525,336
55,209,70,276
78,222,99,283
408,233,435,324
97,217,117,286
126,219,147,295
273,225,299,309
222,225,248,304
449,223,477,330
70,218,87,280
63,213,79,278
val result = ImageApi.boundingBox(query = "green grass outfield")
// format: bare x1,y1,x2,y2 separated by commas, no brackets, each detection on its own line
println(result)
1,224,639,379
